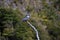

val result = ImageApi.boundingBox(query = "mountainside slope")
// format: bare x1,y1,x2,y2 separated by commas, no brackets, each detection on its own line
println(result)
0,0,60,40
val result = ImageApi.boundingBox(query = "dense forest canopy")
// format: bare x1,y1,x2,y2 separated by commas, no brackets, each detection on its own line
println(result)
0,0,60,40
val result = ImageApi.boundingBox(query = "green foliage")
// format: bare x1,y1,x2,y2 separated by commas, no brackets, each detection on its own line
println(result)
54,0,60,11
0,0,60,40
0,7,36,40
0,7,20,36
33,1,60,40
26,5,34,12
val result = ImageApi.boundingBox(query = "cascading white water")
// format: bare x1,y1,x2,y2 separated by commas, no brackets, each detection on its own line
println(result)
11,2,40,39
27,21,40,40
21,6,40,40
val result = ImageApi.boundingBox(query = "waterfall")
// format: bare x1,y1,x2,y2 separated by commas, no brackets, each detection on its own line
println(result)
21,6,40,40
27,21,40,40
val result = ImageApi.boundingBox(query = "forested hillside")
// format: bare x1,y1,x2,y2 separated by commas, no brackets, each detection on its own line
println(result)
0,0,60,40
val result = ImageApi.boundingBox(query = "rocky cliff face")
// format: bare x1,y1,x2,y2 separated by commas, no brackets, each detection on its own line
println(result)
0,0,51,12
